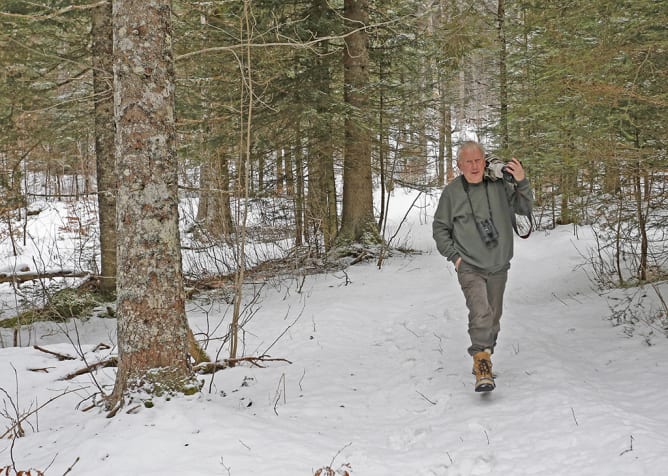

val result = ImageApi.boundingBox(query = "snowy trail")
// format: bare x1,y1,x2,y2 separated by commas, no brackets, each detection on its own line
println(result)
228,224,668,475
2,196,668,475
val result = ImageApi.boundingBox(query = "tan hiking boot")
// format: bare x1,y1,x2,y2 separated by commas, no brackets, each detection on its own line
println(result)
473,351,495,392
472,362,497,378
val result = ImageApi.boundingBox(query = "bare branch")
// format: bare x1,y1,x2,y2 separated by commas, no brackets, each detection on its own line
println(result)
176,18,405,62
0,1,108,21
0,387,84,439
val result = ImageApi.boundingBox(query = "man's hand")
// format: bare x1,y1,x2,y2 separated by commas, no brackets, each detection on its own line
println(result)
504,157,526,182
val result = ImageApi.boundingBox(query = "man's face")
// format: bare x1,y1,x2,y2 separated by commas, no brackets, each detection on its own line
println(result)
457,147,485,184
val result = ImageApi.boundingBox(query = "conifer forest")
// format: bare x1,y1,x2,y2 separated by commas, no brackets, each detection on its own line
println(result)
1,0,666,409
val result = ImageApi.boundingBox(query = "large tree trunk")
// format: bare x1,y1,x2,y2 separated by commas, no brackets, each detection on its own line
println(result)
92,1,117,297
108,0,195,412
338,0,378,245
302,0,337,251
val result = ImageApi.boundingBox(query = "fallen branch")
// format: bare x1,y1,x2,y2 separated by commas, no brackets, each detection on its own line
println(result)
61,353,288,379
229,355,292,367
61,357,118,380
92,342,112,352
33,345,76,361
0,270,88,284
194,355,292,374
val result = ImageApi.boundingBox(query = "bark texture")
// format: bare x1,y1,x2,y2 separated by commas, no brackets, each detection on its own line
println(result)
109,0,194,409
92,1,117,296
197,151,234,238
338,0,379,245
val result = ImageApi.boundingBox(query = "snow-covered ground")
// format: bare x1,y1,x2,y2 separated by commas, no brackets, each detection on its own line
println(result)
1,188,667,475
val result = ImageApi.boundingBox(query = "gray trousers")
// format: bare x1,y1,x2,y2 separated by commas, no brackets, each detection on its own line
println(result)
457,261,509,356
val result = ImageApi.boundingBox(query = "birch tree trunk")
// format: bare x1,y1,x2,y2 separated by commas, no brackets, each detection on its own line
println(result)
108,0,196,411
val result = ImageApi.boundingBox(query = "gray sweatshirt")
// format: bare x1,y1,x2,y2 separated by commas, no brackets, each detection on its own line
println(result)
432,176,533,273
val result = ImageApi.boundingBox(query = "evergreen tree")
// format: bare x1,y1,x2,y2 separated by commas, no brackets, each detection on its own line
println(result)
338,0,379,245
108,0,196,412
92,0,117,297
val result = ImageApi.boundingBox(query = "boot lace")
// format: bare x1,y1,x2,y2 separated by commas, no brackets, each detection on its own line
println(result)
476,357,493,378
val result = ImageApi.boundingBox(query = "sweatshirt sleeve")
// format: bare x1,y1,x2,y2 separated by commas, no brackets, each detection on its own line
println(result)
509,178,533,216
432,188,460,264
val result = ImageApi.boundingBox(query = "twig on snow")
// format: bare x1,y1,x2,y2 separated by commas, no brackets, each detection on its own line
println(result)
571,407,579,426
62,457,81,476
33,345,76,361
619,435,634,456
416,390,437,405
194,355,292,374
